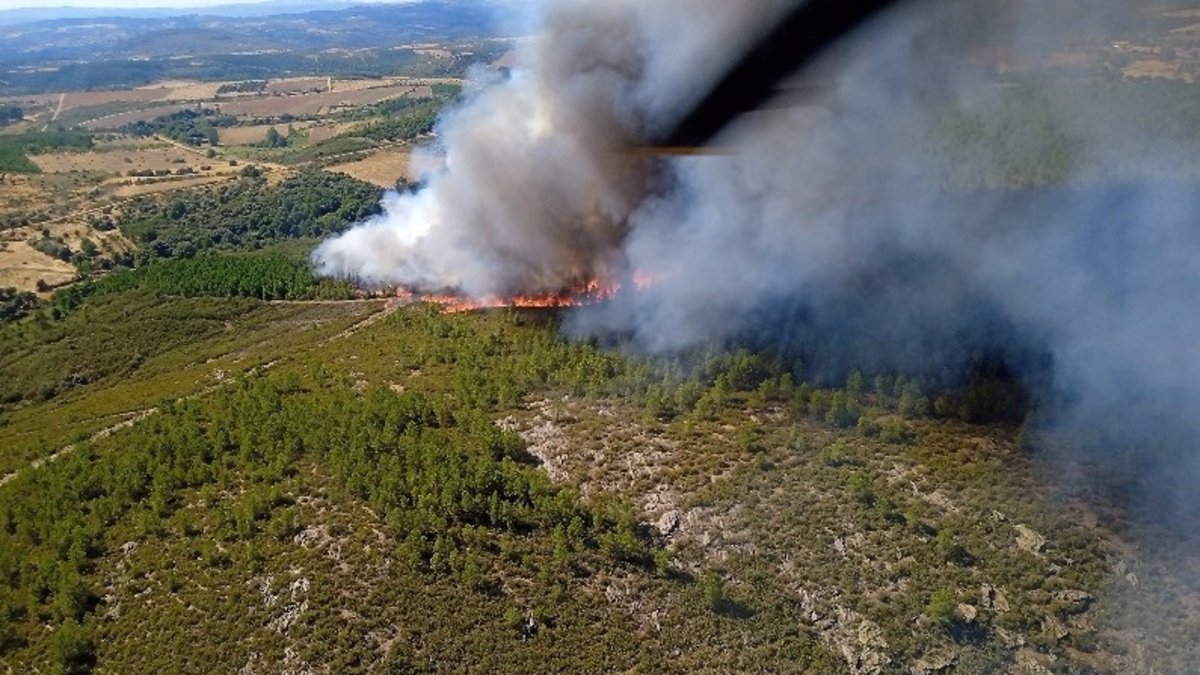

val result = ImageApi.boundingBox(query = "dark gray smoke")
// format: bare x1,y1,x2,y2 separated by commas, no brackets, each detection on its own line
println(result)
314,0,1200,525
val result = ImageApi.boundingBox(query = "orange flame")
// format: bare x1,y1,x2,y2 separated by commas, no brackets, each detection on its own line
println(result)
394,275,655,314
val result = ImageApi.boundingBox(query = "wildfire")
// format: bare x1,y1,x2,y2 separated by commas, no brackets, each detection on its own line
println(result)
394,276,656,314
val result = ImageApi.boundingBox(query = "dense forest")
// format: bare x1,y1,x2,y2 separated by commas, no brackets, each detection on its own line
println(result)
52,253,356,309
115,168,383,260
0,373,656,670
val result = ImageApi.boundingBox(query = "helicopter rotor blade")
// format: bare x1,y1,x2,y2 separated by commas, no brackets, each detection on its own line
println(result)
656,0,905,150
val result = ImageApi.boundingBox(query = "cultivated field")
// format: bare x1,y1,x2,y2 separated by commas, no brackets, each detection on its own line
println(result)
215,83,423,117
217,122,310,145
266,77,330,95
83,104,193,130
0,71,460,294
305,121,359,143
152,81,226,101
62,88,176,108
326,147,415,187
31,142,209,175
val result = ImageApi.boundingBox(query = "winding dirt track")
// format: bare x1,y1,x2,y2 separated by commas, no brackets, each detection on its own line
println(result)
0,300,394,487
41,92,65,131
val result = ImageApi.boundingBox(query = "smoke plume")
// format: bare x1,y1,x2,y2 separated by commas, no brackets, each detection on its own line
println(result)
311,0,790,296
314,0,1200,529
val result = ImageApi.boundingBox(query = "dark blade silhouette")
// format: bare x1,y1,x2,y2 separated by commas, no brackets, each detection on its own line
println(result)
655,0,905,150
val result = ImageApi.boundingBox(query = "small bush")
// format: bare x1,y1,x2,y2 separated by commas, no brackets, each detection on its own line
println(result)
926,588,956,629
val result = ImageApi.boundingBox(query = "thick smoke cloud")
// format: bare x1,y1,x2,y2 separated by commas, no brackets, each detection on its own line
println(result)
311,0,789,296
314,0,1200,523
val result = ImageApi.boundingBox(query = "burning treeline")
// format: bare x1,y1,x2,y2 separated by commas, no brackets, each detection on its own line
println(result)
315,0,1200,524
389,272,661,314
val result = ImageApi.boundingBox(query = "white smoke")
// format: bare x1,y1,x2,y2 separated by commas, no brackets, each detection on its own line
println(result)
312,0,789,296
315,0,1200,519
313,1,1200,661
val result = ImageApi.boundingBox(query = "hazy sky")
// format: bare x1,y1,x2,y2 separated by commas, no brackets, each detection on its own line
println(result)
0,0,421,9
0,0,270,7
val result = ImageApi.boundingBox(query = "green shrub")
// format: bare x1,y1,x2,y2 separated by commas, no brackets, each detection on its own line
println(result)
926,588,956,629
50,619,95,675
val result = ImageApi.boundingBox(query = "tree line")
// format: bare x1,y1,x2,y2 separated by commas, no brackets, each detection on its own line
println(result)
124,109,236,147
0,130,93,174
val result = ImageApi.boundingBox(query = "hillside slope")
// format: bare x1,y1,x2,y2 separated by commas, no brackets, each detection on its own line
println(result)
1,285,1196,673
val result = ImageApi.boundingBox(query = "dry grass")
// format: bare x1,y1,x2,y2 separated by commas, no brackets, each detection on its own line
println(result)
305,122,359,144
0,93,60,107
333,78,409,92
217,123,311,146
266,77,330,95
64,82,224,109
64,89,174,108
263,77,426,95
31,143,207,174
0,120,36,135
110,173,244,198
217,84,420,118
0,240,75,290
83,104,192,130
0,176,46,220
1123,59,1190,81
158,82,225,100
325,147,415,188
52,219,131,253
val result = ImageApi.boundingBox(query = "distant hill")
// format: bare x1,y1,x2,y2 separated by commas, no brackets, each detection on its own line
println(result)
0,1,457,26
0,1,504,64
